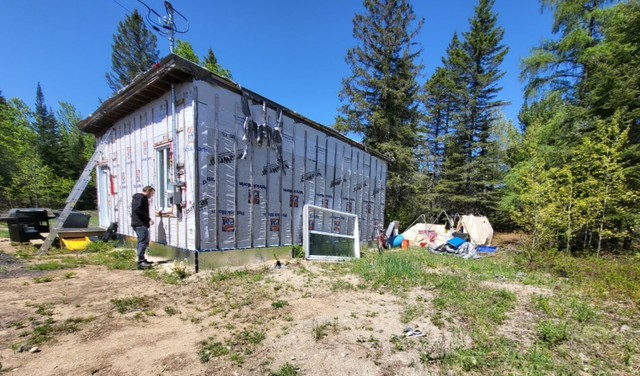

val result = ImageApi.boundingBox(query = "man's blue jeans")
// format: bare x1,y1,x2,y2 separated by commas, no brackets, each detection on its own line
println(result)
134,226,149,262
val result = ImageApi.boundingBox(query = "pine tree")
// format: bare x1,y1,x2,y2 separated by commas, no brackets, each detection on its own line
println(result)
34,83,63,172
203,48,232,79
106,9,159,93
521,0,608,100
336,0,423,224
174,40,233,79
434,0,508,216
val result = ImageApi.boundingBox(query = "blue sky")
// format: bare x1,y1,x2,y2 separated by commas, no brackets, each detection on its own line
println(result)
0,0,553,129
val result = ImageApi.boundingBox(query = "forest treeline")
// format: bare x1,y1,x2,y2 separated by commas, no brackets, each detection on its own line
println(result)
337,0,638,255
1,0,638,255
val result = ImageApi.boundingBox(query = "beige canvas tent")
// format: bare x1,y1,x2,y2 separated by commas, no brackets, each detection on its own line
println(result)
456,215,494,245
401,214,494,247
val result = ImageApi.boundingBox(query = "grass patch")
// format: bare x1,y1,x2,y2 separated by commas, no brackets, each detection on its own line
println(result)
536,319,569,347
35,302,55,316
312,319,339,341
0,223,9,238
199,329,266,364
28,262,66,271
83,241,113,253
86,249,137,270
27,316,95,345
269,363,299,376
209,267,267,283
522,250,640,303
33,276,54,283
271,300,289,309
164,306,180,316
159,262,192,285
111,296,149,314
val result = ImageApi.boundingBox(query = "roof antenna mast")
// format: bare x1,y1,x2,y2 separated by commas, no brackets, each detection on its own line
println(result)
164,1,175,53
136,0,189,53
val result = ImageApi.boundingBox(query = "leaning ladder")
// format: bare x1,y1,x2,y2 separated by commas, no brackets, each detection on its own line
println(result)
39,128,113,254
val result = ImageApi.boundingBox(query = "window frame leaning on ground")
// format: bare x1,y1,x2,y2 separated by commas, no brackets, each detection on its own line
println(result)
302,204,360,261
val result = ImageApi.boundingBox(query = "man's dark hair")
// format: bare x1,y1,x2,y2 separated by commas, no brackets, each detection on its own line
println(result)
142,185,155,192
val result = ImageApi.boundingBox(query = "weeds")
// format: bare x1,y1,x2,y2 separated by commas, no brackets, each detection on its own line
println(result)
198,339,229,363
271,300,289,309
269,363,299,376
83,241,113,253
26,316,95,345
33,276,54,283
160,262,192,285
111,296,149,314
291,244,305,259
312,319,339,341
164,306,180,316
199,329,266,364
536,319,569,346
28,262,65,271
86,249,137,270
35,302,54,316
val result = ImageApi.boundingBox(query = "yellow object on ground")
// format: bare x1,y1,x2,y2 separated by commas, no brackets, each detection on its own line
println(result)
61,236,91,251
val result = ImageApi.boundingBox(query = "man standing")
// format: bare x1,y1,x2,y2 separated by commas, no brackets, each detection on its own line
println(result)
131,186,155,270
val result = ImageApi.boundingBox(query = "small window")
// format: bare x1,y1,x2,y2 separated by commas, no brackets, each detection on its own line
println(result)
156,145,172,210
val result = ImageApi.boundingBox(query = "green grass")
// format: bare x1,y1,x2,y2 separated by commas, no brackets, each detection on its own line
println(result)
28,262,67,271
26,316,95,345
198,329,266,364
271,300,289,309
0,223,9,238
524,250,640,303
111,296,149,314
312,319,339,341
269,363,299,376
209,267,268,283
340,248,639,374
86,249,137,270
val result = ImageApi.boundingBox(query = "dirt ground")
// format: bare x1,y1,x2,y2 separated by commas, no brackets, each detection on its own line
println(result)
0,235,546,376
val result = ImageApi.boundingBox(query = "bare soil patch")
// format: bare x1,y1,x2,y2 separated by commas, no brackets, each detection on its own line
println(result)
0,238,562,376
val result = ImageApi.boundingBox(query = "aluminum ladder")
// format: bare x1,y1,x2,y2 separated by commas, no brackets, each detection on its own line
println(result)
39,128,113,254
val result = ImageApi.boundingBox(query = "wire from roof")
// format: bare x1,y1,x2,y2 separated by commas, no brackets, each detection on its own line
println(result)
112,0,133,14
136,0,189,36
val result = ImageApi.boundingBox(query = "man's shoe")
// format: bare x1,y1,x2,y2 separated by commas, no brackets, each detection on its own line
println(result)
137,261,152,270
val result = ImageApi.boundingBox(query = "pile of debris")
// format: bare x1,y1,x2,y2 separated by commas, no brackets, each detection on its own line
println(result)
399,212,496,258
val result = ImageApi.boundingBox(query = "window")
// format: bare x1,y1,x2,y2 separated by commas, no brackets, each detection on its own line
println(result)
156,145,172,210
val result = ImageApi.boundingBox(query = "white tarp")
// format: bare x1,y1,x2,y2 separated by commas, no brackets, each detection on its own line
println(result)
401,223,450,246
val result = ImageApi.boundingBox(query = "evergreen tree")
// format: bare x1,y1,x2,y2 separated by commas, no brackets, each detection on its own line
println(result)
106,9,159,93
174,40,233,79
336,0,423,224
34,83,63,172
422,35,463,181
434,0,509,217
203,48,232,79
521,0,609,100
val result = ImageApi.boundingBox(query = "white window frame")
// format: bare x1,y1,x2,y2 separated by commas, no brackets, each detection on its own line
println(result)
302,204,360,261
156,145,172,212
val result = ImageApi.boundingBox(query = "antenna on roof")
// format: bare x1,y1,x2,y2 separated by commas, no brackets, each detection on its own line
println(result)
136,0,189,53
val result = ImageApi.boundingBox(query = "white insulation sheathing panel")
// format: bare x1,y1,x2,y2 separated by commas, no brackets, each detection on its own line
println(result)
96,79,387,251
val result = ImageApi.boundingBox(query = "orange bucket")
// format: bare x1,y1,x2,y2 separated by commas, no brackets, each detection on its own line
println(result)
401,239,410,249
